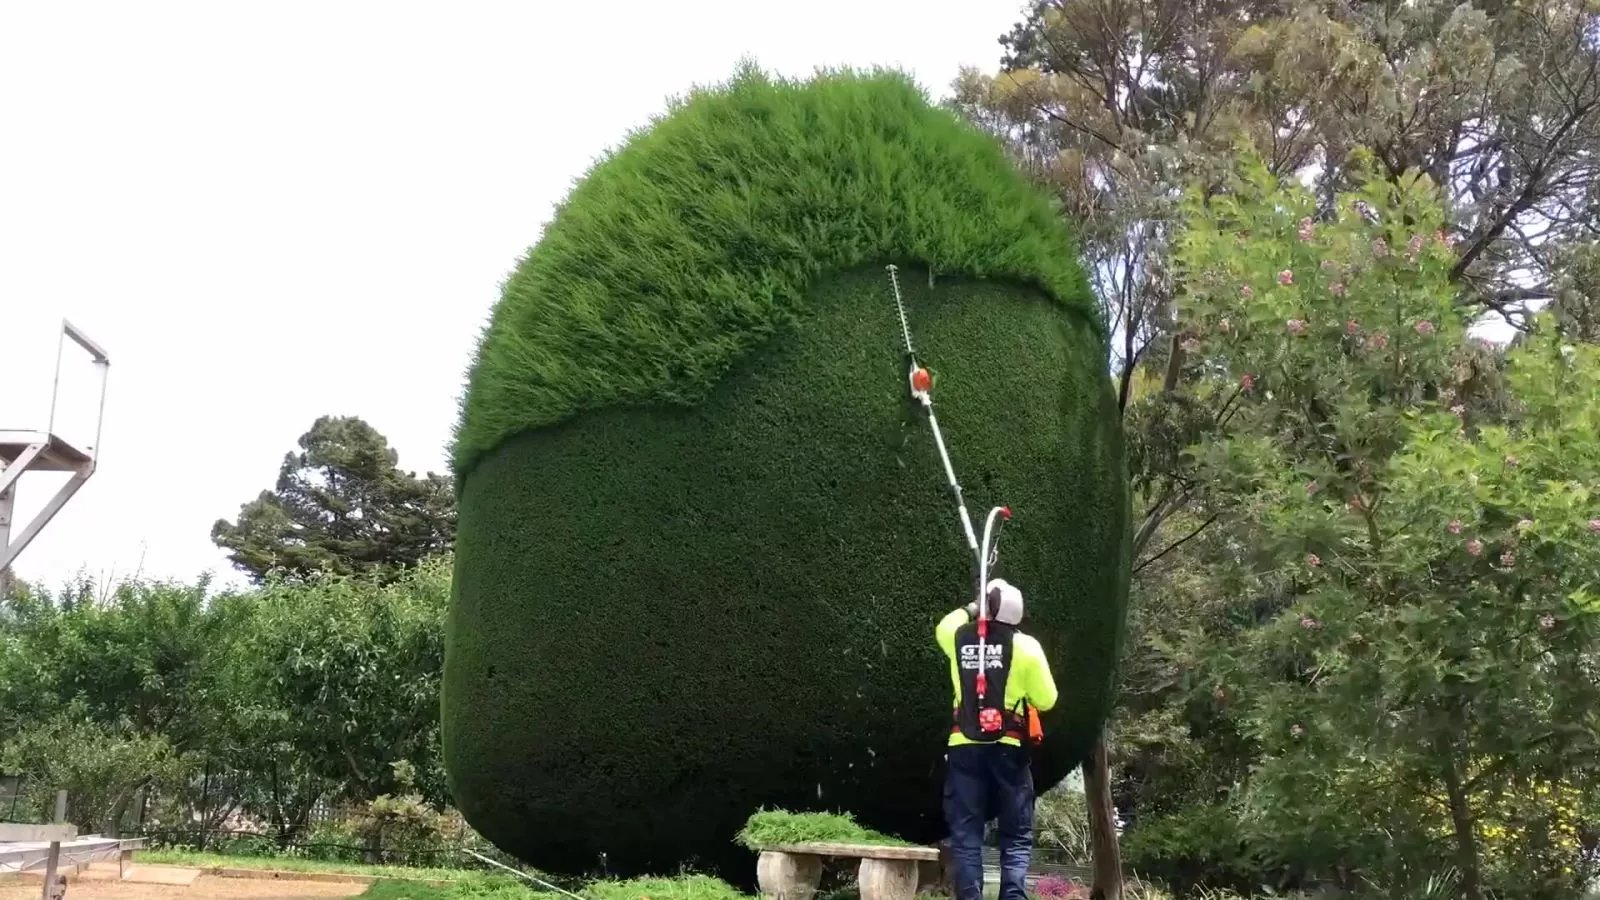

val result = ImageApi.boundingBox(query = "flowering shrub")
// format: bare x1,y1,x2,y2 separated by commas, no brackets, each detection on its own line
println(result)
1168,154,1600,898
1030,874,1089,899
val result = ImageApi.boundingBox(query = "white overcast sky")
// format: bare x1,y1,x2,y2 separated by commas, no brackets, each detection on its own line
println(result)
1,1,1030,592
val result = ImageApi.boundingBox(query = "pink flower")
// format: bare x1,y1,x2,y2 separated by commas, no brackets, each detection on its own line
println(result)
1181,338,1201,353
1373,238,1389,257
1240,284,1255,299
1290,723,1306,739
1449,519,1463,534
1278,269,1296,286
1467,538,1484,557
1345,319,1361,335
1500,550,1516,568
1240,373,1256,392
1330,281,1348,297
1306,553,1322,568
1287,318,1308,335
1504,454,1519,468
1408,233,1426,258
1299,614,1322,630
1436,229,1456,247
1306,480,1321,495
1540,613,1557,632
1415,320,1436,336
1451,404,1466,416
1368,332,1390,350
1298,217,1316,241
1213,684,1228,702
1219,317,1232,333
1589,518,1600,534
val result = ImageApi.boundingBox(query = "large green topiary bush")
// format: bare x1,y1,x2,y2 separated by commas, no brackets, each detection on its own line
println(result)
442,65,1131,879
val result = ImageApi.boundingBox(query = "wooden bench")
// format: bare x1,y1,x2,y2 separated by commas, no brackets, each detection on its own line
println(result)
755,841,945,900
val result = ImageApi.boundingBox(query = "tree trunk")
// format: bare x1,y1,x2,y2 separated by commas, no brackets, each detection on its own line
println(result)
1085,737,1123,900
1440,742,1485,900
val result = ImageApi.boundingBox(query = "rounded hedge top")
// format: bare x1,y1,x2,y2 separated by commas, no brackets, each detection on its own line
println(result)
452,65,1100,478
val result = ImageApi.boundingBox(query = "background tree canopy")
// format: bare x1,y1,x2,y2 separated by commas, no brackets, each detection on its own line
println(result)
211,415,455,583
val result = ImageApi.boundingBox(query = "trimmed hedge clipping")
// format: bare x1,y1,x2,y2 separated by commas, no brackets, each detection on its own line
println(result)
443,67,1131,879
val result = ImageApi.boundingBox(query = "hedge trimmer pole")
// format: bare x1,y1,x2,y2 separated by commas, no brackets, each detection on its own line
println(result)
886,265,1016,704
889,264,979,555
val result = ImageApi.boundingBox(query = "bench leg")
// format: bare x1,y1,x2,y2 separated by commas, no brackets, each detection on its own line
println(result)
756,851,822,900
859,858,919,900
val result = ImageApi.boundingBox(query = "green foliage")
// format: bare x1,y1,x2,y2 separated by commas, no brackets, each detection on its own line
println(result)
1031,785,1091,866
1121,804,1261,896
229,557,451,803
1161,155,1600,898
735,809,908,849
0,709,189,831
212,415,455,583
451,64,1101,478
447,266,1129,878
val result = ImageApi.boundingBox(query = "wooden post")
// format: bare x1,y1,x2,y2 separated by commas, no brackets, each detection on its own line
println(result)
1085,738,1123,900
39,841,61,900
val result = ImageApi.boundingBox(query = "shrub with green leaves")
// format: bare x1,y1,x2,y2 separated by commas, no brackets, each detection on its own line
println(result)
442,65,1131,878
1167,154,1600,898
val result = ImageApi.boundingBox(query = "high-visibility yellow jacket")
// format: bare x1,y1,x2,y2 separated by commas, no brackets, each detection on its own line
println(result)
935,607,1059,748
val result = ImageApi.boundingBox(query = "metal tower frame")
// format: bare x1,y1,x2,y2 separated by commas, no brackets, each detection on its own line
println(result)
0,320,111,595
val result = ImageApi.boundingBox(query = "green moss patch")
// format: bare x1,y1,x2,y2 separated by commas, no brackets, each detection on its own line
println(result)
451,64,1099,478
737,809,911,850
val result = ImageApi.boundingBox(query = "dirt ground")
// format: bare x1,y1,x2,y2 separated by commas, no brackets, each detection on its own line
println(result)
0,872,369,900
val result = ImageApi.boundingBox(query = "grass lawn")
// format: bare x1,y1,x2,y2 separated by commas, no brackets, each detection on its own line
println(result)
361,876,552,898
139,849,487,883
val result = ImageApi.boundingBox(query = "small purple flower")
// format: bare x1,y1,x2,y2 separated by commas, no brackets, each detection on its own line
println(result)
1589,518,1600,534
1240,284,1255,299
1181,337,1201,353
1540,613,1557,632
1240,373,1256,392
1467,538,1484,557
1306,553,1322,568
1330,281,1348,297
1279,269,1296,286
1287,318,1308,335
1415,320,1436,336
1407,233,1426,258
1345,319,1361,335
1448,519,1463,534
1368,332,1390,350
1299,614,1322,630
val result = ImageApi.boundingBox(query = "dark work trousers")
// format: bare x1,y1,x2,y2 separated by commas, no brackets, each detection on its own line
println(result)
943,742,1035,900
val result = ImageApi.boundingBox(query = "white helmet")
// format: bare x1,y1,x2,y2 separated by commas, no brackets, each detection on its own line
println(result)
986,578,1024,625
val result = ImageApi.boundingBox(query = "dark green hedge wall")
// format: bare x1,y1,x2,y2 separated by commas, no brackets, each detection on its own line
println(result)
444,266,1131,877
